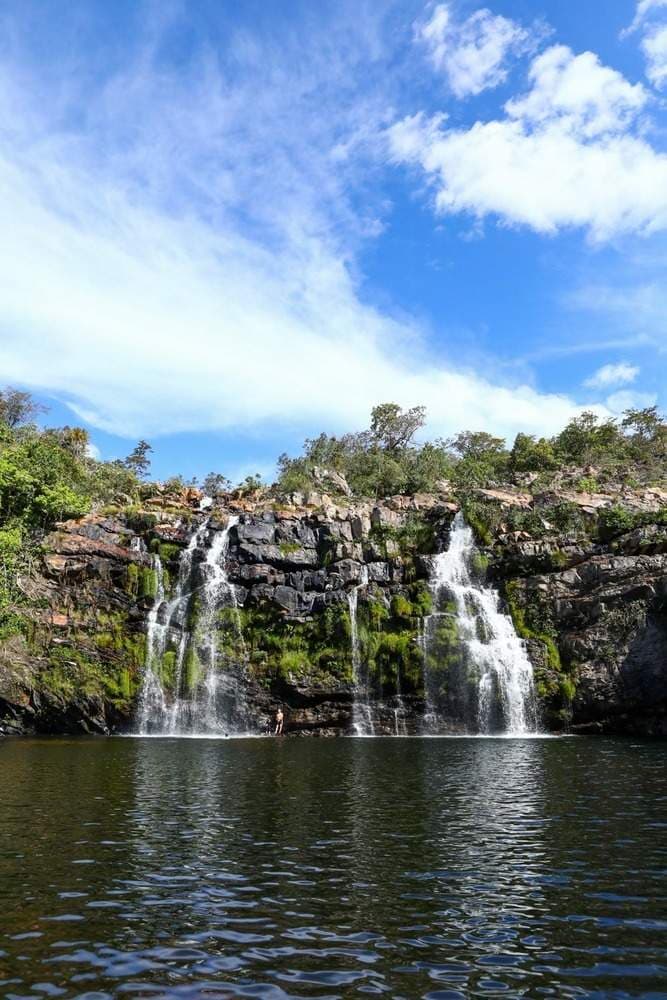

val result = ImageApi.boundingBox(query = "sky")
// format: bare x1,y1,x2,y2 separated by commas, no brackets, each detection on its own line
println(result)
0,0,665,483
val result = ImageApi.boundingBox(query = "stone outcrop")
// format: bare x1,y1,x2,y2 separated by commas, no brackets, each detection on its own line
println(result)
1,483,665,736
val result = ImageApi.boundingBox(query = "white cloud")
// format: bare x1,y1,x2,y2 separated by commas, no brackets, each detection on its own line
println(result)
0,7,601,447
0,157,586,444
622,0,667,89
605,389,657,413
624,0,667,35
416,3,529,98
584,362,640,389
506,45,646,137
388,44,667,241
642,24,667,88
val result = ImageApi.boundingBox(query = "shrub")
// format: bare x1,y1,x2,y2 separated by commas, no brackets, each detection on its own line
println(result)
598,505,637,542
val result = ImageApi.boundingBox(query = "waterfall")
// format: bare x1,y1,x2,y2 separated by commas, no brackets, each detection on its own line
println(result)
348,565,374,736
393,664,408,736
422,512,538,735
137,555,168,732
137,515,248,736
137,522,207,735
163,520,210,733
196,515,247,733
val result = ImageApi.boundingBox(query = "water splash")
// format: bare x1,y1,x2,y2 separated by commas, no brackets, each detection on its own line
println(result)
422,512,538,735
348,565,374,736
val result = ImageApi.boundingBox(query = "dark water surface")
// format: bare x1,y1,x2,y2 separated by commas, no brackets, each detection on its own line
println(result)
1,737,666,999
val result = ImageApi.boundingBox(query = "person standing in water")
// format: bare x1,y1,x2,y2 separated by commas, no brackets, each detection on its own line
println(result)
274,707,284,735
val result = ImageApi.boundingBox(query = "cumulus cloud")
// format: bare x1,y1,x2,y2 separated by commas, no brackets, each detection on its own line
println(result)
505,45,646,136
416,2,529,97
388,44,666,241
0,6,591,445
584,362,640,389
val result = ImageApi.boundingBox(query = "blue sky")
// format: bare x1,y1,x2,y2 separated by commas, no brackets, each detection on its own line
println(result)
0,0,665,483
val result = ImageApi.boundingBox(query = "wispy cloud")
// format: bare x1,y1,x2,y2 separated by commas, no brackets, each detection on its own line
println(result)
584,362,639,389
605,388,657,413
0,2,595,444
622,0,667,89
415,2,532,98
643,23,667,88
570,277,667,350
623,0,667,35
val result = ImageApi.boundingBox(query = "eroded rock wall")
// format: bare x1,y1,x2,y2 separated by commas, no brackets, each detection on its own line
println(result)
1,485,666,736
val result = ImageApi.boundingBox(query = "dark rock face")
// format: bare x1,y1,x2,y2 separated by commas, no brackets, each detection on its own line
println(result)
1,490,666,737
495,540,667,735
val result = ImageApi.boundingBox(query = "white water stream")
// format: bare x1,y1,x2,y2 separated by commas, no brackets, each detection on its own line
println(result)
348,565,374,736
137,516,247,735
422,512,538,735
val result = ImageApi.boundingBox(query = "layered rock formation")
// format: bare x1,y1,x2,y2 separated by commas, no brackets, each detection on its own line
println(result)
1,482,665,736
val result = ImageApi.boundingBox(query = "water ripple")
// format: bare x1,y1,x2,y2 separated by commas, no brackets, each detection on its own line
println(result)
0,736,665,998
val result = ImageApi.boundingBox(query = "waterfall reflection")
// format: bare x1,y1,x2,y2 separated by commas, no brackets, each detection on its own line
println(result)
2,738,665,999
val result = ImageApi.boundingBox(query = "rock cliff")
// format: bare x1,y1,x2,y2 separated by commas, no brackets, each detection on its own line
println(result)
1,482,665,736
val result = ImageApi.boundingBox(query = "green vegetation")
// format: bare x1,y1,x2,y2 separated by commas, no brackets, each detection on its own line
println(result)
504,581,561,671
0,387,164,640
240,602,352,686
279,541,302,557
38,611,146,712
503,579,579,724
277,403,453,497
278,402,666,501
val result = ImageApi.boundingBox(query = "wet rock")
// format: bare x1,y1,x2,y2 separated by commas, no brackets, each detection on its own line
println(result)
367,562,390,583
272,586,316,615
235,521,276,545
333,560,363,584
237,564,286,586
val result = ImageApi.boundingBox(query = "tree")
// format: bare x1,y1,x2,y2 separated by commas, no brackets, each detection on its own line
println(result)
59,426,90,461
34,483,90,522
621,406,665,441
555,412,624,465
125,440,153,478
510,433,558,473
237,473,263,495
446,430,509,488
0,387,47,428
202,472,232,497
447,430,506,460
370,403,426,452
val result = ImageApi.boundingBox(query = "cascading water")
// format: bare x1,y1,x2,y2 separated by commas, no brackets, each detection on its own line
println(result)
137,555,168,731
196,515,248,733
138,521,208,735
348,565,374,736
393,664,408,736
422,512,538,735
137,515,248,736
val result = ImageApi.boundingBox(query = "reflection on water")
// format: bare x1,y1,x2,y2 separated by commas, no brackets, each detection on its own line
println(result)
0,737,665,998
